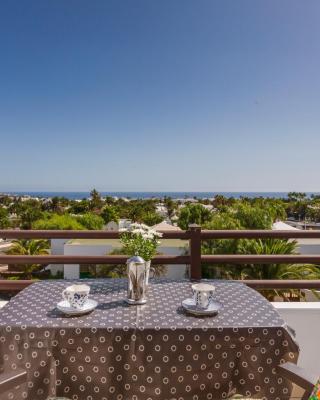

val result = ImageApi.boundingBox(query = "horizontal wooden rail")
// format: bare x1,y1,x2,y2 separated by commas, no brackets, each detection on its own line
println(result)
201,229,320,239
0,255,190,265
1,254,320,265
0,230,190,240
201,255,320,264
1,227,320,292
2,229,320,240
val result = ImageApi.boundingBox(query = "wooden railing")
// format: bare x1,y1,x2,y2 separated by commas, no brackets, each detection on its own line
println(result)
1,225,320,292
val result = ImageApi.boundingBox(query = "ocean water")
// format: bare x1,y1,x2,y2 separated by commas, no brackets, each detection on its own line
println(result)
2,191,319,200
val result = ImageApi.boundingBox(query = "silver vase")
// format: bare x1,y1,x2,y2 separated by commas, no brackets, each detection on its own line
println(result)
125,256,148,305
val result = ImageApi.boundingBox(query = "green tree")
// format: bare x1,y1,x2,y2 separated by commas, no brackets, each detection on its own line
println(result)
43,196,68,213
212,195,235,209
20,207,43,229
0,207,10,228
203,236,320,300
141,212,163,226
5,239,50,278
202,213,242,255
89,189,103,211
265,200,287,221
101,205,120,224
178,204,212,230
126,203,146,222
69,199,90,214
0,196,12,207
163,196,177,219
233,203,273,229
105,196,116,205
201,203,292,281
33,214,84,230
288,192,307,202
201,213,242,277
286,198,308,221
8,198,21,215
306,203,320,222
237,239,320,300
77,213,104,230
12,199,43,229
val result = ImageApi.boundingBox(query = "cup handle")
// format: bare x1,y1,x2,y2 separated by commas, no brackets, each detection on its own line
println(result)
206,292,213,305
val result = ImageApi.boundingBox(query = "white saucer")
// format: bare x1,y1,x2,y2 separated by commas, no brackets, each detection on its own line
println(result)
181,298,222,316
57,299,98,316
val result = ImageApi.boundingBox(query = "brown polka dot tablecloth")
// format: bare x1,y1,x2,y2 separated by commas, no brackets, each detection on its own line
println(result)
0,279,299,400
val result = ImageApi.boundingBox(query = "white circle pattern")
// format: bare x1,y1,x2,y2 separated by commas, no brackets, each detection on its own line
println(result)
0,279,298,399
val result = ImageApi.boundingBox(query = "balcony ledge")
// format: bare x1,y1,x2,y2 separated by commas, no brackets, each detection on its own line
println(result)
273,301,320,310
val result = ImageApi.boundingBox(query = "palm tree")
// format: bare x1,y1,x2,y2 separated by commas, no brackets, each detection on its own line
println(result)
6,239,50,279
201,214,242,278
236,239,320,300
202,235,320,300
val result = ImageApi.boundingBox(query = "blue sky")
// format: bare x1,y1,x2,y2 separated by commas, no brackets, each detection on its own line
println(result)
1,0,319,192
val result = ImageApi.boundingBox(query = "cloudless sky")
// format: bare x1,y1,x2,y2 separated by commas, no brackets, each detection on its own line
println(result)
1,0,320,192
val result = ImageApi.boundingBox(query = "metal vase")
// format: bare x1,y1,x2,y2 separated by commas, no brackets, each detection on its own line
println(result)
125,256,147,305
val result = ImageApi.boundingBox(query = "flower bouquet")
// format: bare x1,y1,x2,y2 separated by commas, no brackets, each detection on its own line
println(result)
120,223,162,284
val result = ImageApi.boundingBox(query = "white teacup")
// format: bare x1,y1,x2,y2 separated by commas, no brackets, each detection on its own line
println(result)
192,283,215,309
62,284,90,310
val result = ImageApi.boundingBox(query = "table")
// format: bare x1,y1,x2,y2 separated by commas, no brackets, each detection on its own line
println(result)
0,279,299,400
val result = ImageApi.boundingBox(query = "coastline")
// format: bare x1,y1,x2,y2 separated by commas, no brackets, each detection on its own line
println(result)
1,191,319,200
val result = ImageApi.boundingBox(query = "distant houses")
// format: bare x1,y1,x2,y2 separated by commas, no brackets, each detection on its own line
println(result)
104,218,131,232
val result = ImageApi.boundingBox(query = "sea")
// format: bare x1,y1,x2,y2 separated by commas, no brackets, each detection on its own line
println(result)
2,192,319,200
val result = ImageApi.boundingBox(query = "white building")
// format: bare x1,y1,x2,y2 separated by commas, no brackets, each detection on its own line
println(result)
63,237,188,280
52,221,187,280
151,221,178,231
104,221,119,231
119,219,132,230
155,204,168,217
104,219,132,232
272,221,320,255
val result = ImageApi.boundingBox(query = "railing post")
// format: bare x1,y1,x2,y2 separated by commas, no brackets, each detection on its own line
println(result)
189,224,202,280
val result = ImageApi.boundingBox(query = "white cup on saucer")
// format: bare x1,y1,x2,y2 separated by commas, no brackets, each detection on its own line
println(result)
62,284,90,310
192,283,215,309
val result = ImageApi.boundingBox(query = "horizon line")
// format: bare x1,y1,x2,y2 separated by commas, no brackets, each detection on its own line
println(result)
1,190,319,194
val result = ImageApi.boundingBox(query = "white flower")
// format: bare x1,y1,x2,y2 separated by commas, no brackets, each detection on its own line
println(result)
140,223,150,230
130,223,149,231
142,232,154,240
121,222,162,243
153,231,163,238
132,228,145,235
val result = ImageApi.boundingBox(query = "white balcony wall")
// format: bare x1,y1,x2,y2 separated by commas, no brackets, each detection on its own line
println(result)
273,302,320,375
298,239,320,255
63,239,187,280
64,241,115,279
158,245,187,279
48,239,68,275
